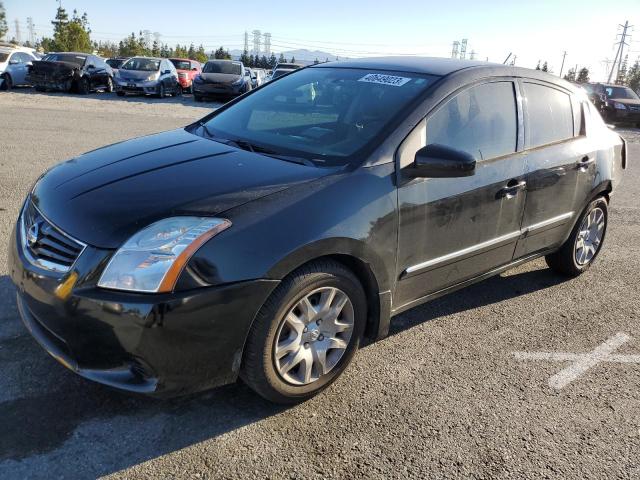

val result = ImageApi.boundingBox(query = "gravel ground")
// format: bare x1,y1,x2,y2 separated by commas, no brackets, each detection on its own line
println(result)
0,89,639,480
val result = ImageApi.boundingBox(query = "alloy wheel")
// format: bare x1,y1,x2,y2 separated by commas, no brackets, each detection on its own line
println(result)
575,207,605,265
274,287,354,386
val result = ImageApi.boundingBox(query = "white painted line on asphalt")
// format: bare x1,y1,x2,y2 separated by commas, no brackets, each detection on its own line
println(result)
513,332,640,389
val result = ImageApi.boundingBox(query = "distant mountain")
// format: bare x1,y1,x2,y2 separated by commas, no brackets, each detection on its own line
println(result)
228,48,343,65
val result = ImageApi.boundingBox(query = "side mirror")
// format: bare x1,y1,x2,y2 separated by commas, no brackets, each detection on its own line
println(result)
163,69,171,75
407,144,476,178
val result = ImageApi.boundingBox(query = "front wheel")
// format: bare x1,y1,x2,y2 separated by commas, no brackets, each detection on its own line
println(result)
545,196,608,277
240,260,366,404
106,76,114,93
1,74,12,90
78,77,90,94
156,83,165,98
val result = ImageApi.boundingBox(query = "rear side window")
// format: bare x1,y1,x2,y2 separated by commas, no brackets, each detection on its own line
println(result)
523,83,574,148
426,81,517,161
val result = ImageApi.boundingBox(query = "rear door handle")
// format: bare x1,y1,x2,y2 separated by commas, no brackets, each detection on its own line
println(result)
497,180,526,199
577,156,595,170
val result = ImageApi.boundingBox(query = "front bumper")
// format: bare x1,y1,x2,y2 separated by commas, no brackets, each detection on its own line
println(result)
29,73,73,91
115,79,160,95
604,107,640,124
9,221,278,397
193,81,244,97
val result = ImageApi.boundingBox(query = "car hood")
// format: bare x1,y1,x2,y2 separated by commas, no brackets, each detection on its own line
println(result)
117,70,157,81
32,128,329,249
200,72,241,84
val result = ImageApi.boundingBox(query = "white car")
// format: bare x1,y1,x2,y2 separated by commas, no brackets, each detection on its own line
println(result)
0,45,38,90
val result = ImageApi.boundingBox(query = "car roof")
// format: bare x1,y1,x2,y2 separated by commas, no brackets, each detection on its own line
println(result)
592,82,629,88
169,57,194,62
48,52,89,56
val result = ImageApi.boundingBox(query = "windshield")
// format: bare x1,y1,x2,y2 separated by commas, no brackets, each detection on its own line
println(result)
604,86,639,100
199,67,437,166
170,59,191,70
106,58,126,69
43,53,86,66
122,58,160,72
203,61,241,75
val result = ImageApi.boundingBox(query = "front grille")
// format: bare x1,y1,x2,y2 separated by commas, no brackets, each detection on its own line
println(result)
629,106,640,112
20,200,86,272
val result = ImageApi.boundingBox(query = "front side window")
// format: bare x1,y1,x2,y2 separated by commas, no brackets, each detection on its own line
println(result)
523,82,574,148
426,81,517,161
199,67,438,166
122,58,160,72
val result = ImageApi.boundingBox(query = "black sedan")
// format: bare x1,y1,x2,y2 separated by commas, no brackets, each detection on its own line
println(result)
29,52,114,94
9,57,625,403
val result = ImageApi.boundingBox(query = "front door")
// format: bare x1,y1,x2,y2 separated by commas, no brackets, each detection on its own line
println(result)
513,81,596,258
394,80,527,309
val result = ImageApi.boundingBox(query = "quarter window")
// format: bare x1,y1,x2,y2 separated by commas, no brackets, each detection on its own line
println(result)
523,83,574,148
426,81,517,161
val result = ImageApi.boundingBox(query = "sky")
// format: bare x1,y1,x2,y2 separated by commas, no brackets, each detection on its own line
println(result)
4,0,640,80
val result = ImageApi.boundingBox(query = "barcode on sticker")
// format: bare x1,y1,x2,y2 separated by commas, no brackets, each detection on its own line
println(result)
358,73,411,87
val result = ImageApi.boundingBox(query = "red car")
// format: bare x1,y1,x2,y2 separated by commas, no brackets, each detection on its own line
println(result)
169,58,201,93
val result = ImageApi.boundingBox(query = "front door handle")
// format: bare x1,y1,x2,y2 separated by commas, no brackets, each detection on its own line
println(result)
497,179,526,199
577,156,595,171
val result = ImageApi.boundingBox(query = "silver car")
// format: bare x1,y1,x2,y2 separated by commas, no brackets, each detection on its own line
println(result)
114,57,180,98
0,46,37,90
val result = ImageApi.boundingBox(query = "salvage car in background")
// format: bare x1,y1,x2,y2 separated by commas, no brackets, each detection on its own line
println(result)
106,57,130,75
0,45,38,90
269,62,303,80
29,52,114,94
169,57,201,93
587,82,640,127
193,59,251,101
115,56,181,98
9,57,625,404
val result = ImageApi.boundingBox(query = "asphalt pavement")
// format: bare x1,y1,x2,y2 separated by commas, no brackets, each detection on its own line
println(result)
0,89,639,479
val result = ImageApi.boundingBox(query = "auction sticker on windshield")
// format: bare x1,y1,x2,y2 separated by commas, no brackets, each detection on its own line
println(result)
358,73,412,87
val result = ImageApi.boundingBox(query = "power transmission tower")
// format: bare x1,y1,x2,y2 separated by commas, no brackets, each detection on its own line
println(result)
263,32,271,56
608,21,632,83
14,19,21,44
153,32,162,45
460,39,468,59
252,30,261,55
559,51,567,77
26,17,35,45
143,30,152,49
469,50,476,60
451,41,459,59
243,31,249,52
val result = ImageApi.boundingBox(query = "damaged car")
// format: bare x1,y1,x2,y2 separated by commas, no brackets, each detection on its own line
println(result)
29,52,114,94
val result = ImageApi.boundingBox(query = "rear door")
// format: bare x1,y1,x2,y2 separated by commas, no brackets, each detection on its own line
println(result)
395,79,527,309
513,81,596,258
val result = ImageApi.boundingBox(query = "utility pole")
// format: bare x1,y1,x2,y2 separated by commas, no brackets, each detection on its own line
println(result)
26,17,35,45
469,49,476,60
14,19,20,44
559,51,567,77
460,39,468,60
451,41,460,59
608,21,631,83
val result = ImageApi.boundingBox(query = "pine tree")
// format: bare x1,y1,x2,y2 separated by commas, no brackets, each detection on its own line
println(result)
194,44,207,63
563,68,576,82
151,40,160,57
260,55,268,68
541,61,548,72
616,54,628,85
213,47,230,59
535,61,541,70
187,43,196,60
627,60,640,93
314,58,319,65
240,49,250,66
0,2,8,40
576,67,589,84
290,56,296,63
248,54,255,67
269,53,277,68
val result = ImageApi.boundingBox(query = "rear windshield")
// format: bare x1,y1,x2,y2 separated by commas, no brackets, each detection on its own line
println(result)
199,67,437,166
203,61,241,75
170,59,191,70
106,58,126,69
604,86,639,100
122,58,160,71
272,69,292,79
43,53,86,66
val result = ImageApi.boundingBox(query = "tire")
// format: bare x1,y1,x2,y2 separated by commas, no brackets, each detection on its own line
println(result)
156,83,165,99
240,260,367,404
194,94,203,102
106,76,114,93
545,196,608,277
35,85,46,92
1,74,12,90
116,91,125,97
78,77,90,95
173,82,181,97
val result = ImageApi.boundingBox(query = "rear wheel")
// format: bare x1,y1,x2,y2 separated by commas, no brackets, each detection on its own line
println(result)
1,74,12,90
545,196,608,277
116,91,125,97
194,94,203,102
78,77,90,94
241,260,366,404
156,83,165,98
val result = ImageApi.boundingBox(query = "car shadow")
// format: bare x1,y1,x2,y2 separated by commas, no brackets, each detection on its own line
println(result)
0,266,567,476
4,87,225,108
385,265,569,337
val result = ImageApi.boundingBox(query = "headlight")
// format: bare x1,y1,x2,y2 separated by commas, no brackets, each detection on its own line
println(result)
98,217,231,293
613,102,626,110
146,72,160,82
233,77,243,85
